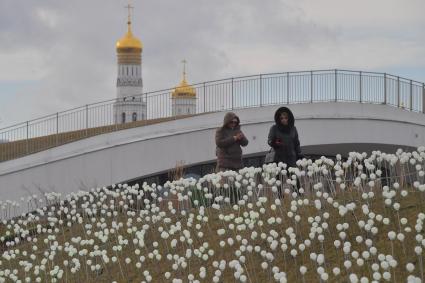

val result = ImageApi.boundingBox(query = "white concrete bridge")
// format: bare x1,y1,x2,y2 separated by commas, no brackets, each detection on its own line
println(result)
0,101,424,203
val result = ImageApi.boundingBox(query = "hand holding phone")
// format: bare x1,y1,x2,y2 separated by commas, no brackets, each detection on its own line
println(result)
235,132,244,141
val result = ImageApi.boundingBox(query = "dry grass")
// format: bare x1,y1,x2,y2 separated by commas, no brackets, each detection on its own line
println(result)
168,161,186,181
1,181,424,282
0,114,197,162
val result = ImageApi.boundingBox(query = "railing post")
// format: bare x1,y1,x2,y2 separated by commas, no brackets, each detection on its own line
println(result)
231,78,234,110
203,82,206,113
310,71,313,103
144,92,148,121
56,113,59,146
85,105,89,137
286,72,290,104
26,121,29,154
359,71,363,103
114,99,119,129
409,80,413,111
334,69,338,102
259,74,263,107
384,73,387,105
423,83,425,114
143,94,147,120
397,76,400,107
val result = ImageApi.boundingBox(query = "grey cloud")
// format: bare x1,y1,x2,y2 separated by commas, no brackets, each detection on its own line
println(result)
0,0,424,127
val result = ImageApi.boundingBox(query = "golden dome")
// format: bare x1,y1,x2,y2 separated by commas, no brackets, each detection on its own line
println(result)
172,77,196,98
116,21,143,51
172,60,196,98
116,4,143,52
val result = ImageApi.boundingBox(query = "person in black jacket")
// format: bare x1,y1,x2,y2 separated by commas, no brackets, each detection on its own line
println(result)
267,107,304,195
267,106,303,167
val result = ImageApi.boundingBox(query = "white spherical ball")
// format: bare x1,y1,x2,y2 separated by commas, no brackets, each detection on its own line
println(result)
406,263,415,272
332,267,340,275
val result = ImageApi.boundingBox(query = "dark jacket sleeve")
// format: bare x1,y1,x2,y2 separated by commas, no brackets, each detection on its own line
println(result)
294,127,303,158
215,128,235,148
238,131,248,147
267,125,279,149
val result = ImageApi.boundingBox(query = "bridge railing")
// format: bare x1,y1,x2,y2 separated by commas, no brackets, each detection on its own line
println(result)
1,69,424,162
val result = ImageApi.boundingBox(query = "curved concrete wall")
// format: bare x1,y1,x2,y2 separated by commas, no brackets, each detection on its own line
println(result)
0,102,424,203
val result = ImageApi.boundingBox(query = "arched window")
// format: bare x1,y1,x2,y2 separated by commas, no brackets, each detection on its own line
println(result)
121,112,126,124
132,112,137,122
187,108,190,114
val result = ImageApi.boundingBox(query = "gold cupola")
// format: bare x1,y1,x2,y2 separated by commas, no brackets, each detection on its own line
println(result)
116,21,143,51
116,5,143,65
172,60,196,98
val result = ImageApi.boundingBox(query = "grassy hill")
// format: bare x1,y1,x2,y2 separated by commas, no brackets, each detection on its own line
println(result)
1,151,425,282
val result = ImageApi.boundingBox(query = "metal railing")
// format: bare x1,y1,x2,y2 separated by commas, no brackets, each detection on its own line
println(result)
1,69,424,162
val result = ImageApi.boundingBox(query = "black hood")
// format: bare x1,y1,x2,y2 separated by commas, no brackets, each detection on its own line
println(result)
274,106,295,127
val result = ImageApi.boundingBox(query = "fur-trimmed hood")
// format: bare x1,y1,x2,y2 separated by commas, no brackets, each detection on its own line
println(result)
274,106,295,127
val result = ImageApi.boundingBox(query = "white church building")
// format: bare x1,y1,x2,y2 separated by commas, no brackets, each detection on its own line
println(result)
171,61,197,116
113,7,196,123
113,10,146,124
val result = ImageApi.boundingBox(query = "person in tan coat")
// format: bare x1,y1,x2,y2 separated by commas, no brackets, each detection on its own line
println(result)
215,112,249,172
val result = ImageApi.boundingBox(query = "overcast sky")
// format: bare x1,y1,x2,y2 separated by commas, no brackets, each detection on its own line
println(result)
0,0,424,127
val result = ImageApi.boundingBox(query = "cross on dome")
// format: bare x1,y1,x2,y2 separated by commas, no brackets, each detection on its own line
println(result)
116,2,143,51
182,59,187,81
172,59,196,98
125,3,134,27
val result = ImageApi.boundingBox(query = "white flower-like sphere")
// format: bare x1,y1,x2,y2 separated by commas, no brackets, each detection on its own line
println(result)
387,231,396,240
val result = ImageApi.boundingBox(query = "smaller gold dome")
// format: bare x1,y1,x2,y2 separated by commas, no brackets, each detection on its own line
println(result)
172,77,196,98
116,22,143,51
172,60,196,98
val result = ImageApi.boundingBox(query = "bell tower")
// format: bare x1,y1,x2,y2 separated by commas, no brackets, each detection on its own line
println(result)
113,4,146,123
